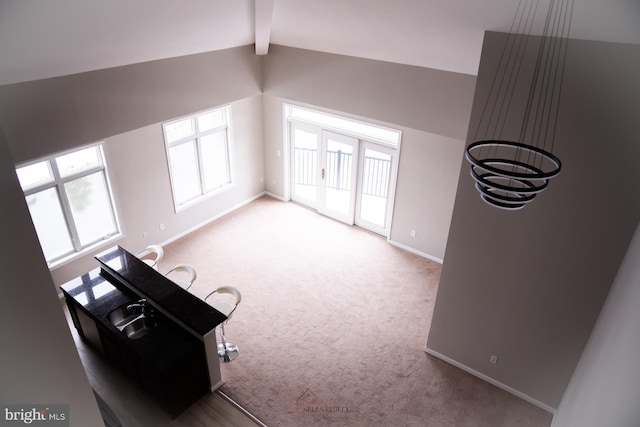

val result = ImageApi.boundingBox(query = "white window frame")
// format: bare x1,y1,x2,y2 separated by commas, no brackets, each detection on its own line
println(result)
162,106,234,212
16,142,121,268
285,104,402,149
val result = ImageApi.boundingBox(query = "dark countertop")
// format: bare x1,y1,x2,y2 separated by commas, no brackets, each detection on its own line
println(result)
95,246,226,337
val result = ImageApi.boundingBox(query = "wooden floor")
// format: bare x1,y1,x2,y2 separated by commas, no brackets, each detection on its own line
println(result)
62,302,261,427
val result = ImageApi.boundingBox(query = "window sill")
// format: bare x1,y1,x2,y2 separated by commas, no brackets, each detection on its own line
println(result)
48,234,123,271
174,183,235,213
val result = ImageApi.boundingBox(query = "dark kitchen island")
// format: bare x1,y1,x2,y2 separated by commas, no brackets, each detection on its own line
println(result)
61,246,227,418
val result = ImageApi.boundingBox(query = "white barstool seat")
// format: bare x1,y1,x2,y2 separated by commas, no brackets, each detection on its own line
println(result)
136,245,164,270
164,264,197,291
205,286,242,363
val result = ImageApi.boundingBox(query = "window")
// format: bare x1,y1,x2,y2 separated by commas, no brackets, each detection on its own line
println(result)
286,105,401,148
16,144,120,266
162,106,233,210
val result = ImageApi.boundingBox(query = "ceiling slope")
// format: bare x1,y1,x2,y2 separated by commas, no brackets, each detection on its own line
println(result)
0,0,639,85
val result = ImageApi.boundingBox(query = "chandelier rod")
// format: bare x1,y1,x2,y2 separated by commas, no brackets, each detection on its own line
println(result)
472,0,539,146
519,0,574,164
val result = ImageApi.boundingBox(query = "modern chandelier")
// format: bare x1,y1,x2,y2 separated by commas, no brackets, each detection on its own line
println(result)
466,0,574,210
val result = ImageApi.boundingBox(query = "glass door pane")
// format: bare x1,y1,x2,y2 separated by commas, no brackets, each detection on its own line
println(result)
291,122,321,206
355,143,396,236
319,131,358,224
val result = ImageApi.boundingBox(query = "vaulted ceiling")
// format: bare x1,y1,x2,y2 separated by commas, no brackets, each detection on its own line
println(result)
1,0,639,86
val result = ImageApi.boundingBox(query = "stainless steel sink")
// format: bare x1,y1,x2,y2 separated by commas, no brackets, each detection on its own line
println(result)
107,300,155,339
108,304,145,329
123,317,154,340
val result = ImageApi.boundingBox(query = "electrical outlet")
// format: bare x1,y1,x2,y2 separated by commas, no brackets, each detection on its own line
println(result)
142,231,148,239
490,355,499,364
410,230,417,237
159,223,165,231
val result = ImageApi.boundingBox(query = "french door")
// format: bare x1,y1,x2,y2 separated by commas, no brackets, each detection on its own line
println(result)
290,121,396,236
354,142,396,236
318,131,359,223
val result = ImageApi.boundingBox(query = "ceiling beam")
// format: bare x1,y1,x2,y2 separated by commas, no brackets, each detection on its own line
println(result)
255,0,275,55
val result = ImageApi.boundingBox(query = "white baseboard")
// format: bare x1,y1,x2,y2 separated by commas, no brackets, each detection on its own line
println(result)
424,347,556,414
264,191,286,202
159,192,267,248
388,239,443,264
57,193,269,298
210,379,225,392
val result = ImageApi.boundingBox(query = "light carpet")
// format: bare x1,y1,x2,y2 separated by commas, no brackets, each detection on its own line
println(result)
160,196,552,427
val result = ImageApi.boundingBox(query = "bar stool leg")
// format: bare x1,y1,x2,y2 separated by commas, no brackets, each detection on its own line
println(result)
217,323,239,363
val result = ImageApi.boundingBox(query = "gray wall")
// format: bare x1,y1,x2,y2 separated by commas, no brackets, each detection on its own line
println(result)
427,32,640,409
0,47,264,287
552,221,640,426
261,46,474,260
0,125,104,426
0,45,261,164
263,45,475,141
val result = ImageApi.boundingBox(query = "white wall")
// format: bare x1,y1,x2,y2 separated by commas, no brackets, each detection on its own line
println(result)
261,94,287,198
427,33,640,409
552,220,640,426
0,125,104,426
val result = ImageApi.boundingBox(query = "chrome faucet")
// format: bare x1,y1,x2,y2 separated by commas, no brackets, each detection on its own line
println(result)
127,298,148,313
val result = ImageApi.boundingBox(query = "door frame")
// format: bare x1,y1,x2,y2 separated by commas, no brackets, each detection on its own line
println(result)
286,112,402,238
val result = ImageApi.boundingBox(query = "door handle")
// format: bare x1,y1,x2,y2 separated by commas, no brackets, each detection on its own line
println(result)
321,168,325,179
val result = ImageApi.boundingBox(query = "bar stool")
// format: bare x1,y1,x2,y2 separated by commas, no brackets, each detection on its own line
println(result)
205,286,242,363
136,245,163,270
164,264,197,290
